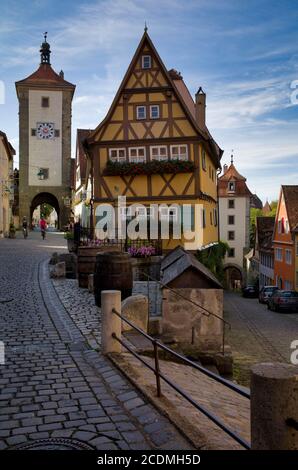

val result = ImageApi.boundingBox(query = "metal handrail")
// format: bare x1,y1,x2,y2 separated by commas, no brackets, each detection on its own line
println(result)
111,309,250,449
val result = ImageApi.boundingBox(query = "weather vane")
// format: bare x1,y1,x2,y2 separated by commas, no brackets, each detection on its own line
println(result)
44,32,48,42
144,22,148,33
231,150,234,164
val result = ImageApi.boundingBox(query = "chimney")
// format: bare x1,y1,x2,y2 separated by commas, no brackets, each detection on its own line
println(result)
223,164,228,174
59,70,64,79
195,87,206,129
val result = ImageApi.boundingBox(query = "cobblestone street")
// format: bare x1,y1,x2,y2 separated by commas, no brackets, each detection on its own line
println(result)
0,232,191,451
224,292,298,386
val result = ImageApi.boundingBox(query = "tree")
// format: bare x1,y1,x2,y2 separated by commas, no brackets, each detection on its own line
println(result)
40,204,54,220
196,241,229,283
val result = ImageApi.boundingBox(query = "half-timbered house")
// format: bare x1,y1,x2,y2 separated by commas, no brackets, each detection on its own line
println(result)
84,30,223,252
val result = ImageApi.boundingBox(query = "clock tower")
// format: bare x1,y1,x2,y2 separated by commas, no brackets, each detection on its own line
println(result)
15,34,75,228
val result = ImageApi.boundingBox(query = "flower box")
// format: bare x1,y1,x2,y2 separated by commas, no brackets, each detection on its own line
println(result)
103,159,196,176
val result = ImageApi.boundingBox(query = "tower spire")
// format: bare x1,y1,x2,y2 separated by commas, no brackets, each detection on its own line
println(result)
40,32,51,65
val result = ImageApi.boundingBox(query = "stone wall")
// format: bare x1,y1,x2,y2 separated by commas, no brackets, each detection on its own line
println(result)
162,288,224,353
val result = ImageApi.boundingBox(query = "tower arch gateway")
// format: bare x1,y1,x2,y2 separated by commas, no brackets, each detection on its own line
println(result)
15,35,75,229
30,192,60,227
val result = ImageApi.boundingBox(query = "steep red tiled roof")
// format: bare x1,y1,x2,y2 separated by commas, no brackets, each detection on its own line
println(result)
256,217,275,252
282,185,298,232
218,162,252,197
76,129,92,183
218,163,246,181
262,201,272,214
16,64,75,91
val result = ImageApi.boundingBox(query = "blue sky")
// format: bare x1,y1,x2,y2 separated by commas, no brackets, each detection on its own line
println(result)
0,0,298,202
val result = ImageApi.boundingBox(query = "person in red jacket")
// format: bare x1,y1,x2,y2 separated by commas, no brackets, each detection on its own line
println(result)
39,217,47,239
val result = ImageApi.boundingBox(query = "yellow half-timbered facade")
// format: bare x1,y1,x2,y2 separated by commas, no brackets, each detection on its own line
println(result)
84,31,223,251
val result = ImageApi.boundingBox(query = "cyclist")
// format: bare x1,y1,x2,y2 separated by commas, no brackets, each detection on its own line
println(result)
39,217,47,239
22,216,28,239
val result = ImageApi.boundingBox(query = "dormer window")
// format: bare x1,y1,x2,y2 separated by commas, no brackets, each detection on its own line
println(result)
142,55,151,69
228,181,236,192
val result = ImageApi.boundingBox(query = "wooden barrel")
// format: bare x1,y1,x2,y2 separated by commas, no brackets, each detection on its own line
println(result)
77,247,100,288
94,251,133,307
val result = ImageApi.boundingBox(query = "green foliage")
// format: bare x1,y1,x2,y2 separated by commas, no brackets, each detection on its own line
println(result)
40,203,54,220
103,159,196,176
268,200,278,217
250,208,263,247
196,241,229,283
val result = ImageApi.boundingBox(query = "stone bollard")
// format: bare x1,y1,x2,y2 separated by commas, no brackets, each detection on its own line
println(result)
101,290,122,355
251,362,298,450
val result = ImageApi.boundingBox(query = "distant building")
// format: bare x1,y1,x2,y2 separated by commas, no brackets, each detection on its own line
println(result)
73,129,92,227
262,200,272,215
255,216,275,288
0,131,15,237
218,157,258,288
273,185,298,291
251,193,263,210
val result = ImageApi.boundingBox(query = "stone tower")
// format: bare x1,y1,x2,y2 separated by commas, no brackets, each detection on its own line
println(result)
15,34,75,228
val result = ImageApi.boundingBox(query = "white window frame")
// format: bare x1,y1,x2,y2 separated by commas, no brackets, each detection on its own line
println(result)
150,146,168,161
170,145,188,161
285,249,292,265
136,106,146,120
128,147,146,163
142,55,151,69
109,148,126,163
275,247,283,262
150,105,160,119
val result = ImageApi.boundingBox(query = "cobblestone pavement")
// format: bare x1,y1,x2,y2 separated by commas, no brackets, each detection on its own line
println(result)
224,292,298,385
0,232,191,450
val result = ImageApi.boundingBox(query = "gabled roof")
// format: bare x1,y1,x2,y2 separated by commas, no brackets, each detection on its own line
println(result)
76,129,92,183
218,163,246,181
256,217,275,252
15,63,75,95
86,31,223,167
0,131,16,159
282,185,298,232
161,245,222,288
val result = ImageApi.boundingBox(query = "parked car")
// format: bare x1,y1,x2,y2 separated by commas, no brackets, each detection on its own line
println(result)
267,290,298,313
259,286,278,304
242,285,259,298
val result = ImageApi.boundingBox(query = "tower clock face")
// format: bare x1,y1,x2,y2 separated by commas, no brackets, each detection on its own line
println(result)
36,122,55,139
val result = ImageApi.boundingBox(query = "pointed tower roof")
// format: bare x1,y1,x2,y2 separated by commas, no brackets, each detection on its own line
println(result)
262,200,272,214
15,34,75,96
218,157,252,197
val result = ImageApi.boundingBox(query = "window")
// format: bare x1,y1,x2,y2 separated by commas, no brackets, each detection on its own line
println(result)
228,199,235,209
228,181,236,192
202,208,206,228
150,146,168,161
159,206,178,222
142,55,151,69
170,145,188,161
41,97,49,107
210,211,213,225
275,247,283,261
285,280,292,290
285,249,292,265
296,271,298,288
129,147,146,163
228,231,235,240
228,215,235,225
109,148,126,162
31,129,36,136
150,105,160,119
38,168,49,180
213,208,218,227
54,129,60,137
136,106,146,120
202,149,206,171
228,248,235,258
212,169,215,181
